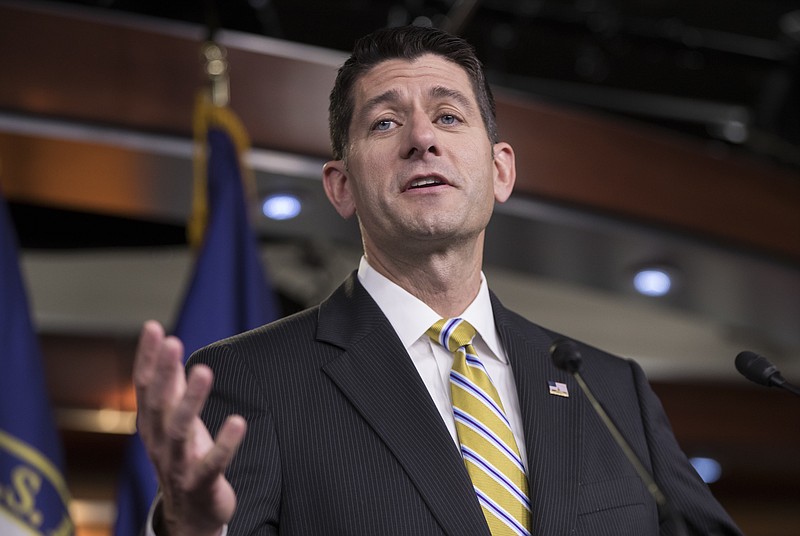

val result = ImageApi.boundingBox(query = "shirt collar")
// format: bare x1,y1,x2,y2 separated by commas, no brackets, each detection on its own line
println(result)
357,256,505,362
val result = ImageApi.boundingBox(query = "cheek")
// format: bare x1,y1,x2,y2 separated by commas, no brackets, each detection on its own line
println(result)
460,136,493,165
462,147,495,184
354,156,389,195
344,165,383,210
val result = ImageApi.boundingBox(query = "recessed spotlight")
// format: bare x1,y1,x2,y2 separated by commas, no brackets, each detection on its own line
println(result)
262,193,302,221
633,268,672,297
689,457,722,484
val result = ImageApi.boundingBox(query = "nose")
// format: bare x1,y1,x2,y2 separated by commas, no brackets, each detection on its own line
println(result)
401,112,440,159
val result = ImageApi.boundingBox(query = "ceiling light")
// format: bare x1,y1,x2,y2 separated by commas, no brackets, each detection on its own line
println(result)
262,193,302,221
689,456,722,484
633,268,673,297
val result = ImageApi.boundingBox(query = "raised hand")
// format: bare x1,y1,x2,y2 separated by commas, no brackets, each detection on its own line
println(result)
133,320,247,536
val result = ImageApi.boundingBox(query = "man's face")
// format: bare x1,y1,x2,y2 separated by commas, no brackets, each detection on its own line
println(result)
323,54,515,258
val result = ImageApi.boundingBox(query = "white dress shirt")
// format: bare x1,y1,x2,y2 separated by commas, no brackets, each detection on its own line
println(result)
357,256,528,469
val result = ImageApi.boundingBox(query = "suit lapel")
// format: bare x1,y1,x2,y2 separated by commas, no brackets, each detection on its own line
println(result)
492,294,582,536
318,274,489,536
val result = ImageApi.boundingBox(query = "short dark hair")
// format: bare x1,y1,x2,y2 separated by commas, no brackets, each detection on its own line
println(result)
328,25,498,161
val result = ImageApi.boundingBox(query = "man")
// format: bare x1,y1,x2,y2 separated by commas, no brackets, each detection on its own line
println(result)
135,25,743,536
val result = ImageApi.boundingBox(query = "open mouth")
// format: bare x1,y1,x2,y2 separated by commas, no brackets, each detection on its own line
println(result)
407,176,446,190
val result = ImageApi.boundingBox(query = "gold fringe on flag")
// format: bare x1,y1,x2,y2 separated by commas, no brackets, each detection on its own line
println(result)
188,42,257,249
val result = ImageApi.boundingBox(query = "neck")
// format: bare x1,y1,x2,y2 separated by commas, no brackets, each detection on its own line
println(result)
364,236,485,318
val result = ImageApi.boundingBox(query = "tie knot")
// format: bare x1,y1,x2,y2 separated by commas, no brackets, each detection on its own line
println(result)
427,318,477,353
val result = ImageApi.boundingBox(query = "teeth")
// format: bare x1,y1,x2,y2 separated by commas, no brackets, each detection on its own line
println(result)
409,177,442,188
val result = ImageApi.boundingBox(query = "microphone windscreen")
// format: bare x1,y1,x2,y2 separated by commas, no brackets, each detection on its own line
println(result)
735,351,779,386
550,339,583,373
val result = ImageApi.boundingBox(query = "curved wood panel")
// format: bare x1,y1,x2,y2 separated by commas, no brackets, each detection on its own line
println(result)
497,94,800,262
1,1,798,262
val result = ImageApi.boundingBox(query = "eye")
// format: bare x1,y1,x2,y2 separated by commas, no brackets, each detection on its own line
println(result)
372,119,396,131
438,114,460,126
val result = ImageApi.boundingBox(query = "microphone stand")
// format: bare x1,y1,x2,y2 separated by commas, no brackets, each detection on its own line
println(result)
550,340,687,535
736,351,800,398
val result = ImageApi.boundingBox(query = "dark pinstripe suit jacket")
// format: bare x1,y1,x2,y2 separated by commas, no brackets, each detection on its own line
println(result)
189,273,742,535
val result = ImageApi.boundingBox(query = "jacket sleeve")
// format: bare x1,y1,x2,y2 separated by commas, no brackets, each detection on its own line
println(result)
629,359,744,536
190,342,281,536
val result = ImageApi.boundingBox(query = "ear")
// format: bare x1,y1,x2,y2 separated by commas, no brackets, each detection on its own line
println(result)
492,142,516,203
322,160,357,219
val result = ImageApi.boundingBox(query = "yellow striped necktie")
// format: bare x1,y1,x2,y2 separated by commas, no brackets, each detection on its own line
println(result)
427,318,531,536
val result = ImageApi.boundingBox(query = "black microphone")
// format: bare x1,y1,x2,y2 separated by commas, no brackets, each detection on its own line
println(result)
550,339,687,535
735,351,800,397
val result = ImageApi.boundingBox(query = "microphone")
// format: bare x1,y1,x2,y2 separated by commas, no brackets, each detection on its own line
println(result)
550,339,687,534
735,351,800,397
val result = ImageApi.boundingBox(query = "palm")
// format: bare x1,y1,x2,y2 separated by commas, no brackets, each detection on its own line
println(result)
135,321,246,536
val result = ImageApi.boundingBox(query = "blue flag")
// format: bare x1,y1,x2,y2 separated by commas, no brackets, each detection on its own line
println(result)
0,189,73,535
113,98,280,536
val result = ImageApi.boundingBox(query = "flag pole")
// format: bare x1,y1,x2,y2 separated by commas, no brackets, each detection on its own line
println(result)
190,40,253,249
202,41,230,108
113,30,279,536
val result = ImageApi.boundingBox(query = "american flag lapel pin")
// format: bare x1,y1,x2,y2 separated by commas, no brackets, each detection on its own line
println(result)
548,380,569,397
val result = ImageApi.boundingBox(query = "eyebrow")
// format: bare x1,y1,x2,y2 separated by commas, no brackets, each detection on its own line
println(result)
361,88,401,120
358,85,476,120
429,86,475,112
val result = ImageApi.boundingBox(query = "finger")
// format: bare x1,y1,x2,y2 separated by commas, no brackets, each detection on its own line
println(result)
148,336,186,407
192,415,247,490
166,365,215,468
133,320,166,395
174,365,214,429
141,336,185,446
134,321,169,444
134,322,184,406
